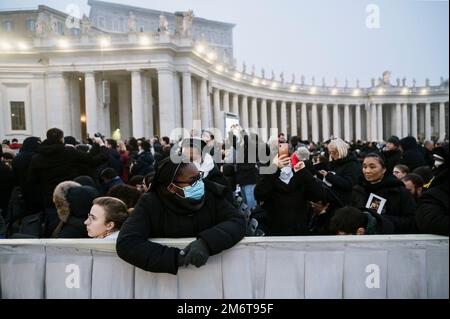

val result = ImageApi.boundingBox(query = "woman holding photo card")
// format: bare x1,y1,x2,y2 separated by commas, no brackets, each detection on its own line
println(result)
351,153,417,234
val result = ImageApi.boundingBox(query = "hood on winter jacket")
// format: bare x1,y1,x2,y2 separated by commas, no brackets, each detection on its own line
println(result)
400,136,419,151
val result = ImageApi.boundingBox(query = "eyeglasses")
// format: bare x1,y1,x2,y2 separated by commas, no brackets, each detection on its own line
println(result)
172,172,204,186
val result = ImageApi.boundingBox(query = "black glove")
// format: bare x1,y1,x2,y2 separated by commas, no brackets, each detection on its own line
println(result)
182,238,210,268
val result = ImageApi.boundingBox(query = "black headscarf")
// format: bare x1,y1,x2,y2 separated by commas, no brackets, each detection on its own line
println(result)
149,158,205,213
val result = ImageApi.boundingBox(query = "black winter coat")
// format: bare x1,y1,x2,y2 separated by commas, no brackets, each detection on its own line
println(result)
130,151,155,177
28,141,108,208
383,149,402,173
116,181,246,275
399,137,427,171
352,174,417,234
415,170,449,236
325,154,362,206
0,162,14,217
254,167,330,236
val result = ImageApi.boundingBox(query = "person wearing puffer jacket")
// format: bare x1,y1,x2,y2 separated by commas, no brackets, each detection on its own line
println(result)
52,181,100,238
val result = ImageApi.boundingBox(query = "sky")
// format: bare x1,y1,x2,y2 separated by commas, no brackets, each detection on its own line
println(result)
1,0,448,87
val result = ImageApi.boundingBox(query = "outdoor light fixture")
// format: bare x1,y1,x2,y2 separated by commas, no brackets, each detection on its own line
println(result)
421,88,429,95
99,37,110,48
331,88,338,95
234,72,242,79
58,39,70,49
139,36,151,46
216,64,224,72
377,88,384,95
353,89,360,96
207,51,217,61
195,44,205,54
310,87,317,94
17,42,29,50
1,42,12,50
402,87,410,95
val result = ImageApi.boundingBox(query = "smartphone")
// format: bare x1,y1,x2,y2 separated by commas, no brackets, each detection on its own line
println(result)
278,143,289,159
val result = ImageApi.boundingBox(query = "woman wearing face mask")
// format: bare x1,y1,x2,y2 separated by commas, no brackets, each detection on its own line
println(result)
116,158,246,275
84,197,130,239
351,153,417,234
180,138,235,205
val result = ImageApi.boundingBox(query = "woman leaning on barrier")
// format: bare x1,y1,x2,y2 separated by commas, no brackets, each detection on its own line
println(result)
116,158,246,275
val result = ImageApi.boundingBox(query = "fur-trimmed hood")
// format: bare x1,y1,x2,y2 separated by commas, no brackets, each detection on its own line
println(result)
53,181,99,222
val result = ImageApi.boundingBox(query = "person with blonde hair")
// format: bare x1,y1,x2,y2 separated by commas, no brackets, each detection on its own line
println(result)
318,138,361,206
84,197,130,239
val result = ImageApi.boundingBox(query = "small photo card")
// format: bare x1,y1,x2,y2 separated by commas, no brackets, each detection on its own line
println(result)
365,193,387,215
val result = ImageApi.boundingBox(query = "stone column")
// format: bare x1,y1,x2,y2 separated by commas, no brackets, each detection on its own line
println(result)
173,73,182,129
182,72,193,131
213,88,221,130
223,91,230,113
158,68,176,137
260,99,268,142
241,96,249,129
395,103,402,137
271,100,277,130
365,104,371,141
143,73,154,136
301,103,308,140
333,104,340,138
440,102,446,141
118,80,132,140
411,103,418,139
281,101,287,135
344,104,350,142
402,103,408,137
46,72,70,133
84,71,98,136
291,102,298,137
311,103,319,143
131,70,145,138
425,103,432,140
232,93,239,115
371,104,378,141
355,104,362,142
322,103,329,141
251,97,258,131
200,78,208,129
419,104,425,138
377,104,384,141
434,105,440,138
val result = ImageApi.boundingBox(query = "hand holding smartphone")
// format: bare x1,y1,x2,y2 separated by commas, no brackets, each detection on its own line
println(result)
278,143,289,159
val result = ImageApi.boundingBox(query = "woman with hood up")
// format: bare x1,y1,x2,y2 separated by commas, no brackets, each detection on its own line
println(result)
116,157,246,275
52,181,100,238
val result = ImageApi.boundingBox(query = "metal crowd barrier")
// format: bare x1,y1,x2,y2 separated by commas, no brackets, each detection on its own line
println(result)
0,235,448,299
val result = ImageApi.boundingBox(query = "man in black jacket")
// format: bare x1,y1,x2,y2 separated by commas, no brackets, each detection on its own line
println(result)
116,158,246,275
383,136,402,174
27,128,108,234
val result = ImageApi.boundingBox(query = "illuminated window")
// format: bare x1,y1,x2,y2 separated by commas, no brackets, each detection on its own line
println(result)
10,101,26,131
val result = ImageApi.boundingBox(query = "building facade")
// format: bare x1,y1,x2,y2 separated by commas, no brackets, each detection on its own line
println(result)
0,1,448,143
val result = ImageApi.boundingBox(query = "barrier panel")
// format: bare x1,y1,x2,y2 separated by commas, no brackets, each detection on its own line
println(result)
0,235,448,299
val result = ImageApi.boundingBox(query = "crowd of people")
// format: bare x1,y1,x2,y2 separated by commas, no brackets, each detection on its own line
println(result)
0,126,448,274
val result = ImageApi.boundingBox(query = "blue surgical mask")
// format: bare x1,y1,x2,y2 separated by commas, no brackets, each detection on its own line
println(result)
183,180,205,200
